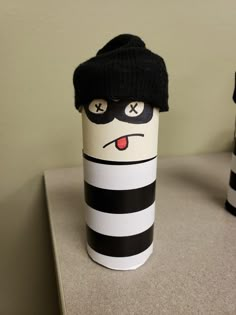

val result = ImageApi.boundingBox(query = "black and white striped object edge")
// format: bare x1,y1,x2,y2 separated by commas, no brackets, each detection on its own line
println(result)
225,147,236,216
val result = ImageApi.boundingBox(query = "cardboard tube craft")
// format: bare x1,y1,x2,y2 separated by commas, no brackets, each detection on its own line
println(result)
73,34,169,270
225,72,236,216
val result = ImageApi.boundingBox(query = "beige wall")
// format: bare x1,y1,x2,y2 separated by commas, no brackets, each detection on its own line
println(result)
0,0,235,314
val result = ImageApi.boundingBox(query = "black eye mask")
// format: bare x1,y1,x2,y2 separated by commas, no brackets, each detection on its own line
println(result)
83,100,154,124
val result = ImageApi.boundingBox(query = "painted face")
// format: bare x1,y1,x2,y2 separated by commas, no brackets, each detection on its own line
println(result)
82,99,159,161
84,99,153,125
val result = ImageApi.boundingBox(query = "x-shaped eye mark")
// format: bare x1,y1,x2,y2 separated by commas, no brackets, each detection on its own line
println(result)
95,103,104,112
129,103,138,114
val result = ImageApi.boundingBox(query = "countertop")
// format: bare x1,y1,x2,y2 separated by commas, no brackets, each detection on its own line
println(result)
44,153,236,315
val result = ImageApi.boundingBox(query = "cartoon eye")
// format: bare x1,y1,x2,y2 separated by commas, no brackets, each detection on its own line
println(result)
88,99,108,114
125,102,144,117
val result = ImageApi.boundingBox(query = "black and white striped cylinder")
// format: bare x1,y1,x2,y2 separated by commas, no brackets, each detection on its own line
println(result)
81,104,159,270
84,154,156,270
225,72,236,216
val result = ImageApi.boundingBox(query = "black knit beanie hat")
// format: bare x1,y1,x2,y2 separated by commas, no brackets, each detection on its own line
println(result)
73,34,169,112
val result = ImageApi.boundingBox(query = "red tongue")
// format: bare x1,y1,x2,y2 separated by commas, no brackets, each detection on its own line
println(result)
116,136,128,150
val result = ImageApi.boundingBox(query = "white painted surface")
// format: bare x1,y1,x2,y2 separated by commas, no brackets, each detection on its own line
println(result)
83,157,157,190
230,153,236,174
87,243,153,271
86,203,155,236
227,185,236,206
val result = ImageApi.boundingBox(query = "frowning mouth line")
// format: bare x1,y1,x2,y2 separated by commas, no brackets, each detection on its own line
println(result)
103,133,144,149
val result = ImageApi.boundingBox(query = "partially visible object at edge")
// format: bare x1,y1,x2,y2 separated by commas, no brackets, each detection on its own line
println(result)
225,72,236,216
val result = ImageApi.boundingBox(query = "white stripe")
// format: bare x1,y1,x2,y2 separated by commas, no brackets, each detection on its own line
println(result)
83,158,157,190
86,203,155,237
87,243,153,270
231,153,236,174
227,186,236,207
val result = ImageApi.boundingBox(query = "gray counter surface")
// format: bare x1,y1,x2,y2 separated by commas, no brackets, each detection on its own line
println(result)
44,153,236,315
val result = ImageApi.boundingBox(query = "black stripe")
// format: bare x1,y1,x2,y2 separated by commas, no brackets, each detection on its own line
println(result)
229,171,236,190
87,225,154,257
83,152,157,165
84,181,156,213
233,141,236,155
225,200,236,216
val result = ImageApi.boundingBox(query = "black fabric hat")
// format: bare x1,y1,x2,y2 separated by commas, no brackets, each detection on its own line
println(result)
73,34,169,112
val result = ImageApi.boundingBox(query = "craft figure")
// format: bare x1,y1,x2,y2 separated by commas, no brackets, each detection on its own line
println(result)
73,34,169,269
